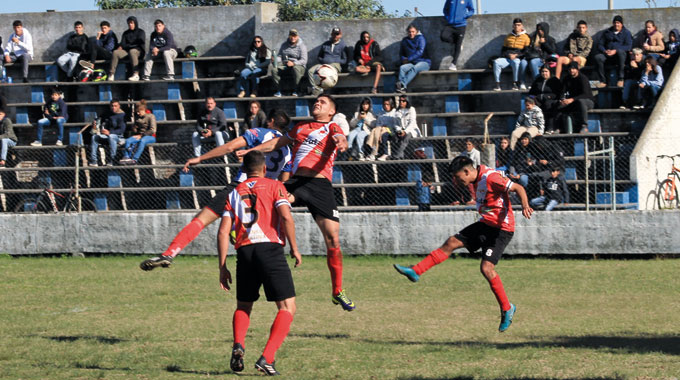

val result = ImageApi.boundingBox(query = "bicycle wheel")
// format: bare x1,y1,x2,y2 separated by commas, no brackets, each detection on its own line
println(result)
65,197,98,213
657,178,679,209
13,197,50,213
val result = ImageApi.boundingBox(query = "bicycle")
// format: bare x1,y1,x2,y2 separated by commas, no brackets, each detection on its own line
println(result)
13,186,98,213
657,154,680,210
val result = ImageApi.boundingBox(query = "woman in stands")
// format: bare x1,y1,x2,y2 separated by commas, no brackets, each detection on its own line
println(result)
120,99,156,165
243,100,267,133
347,97,376,161
639,20,665,59
352,31,384,94
236,36,272,98
522,22,557,87
634,56,664,109
395,95,420,138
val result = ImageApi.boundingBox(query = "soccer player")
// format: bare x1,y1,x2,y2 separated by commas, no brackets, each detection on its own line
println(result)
393,156,533,332
139,109,292,270
236,94,355,311
219,150,301,376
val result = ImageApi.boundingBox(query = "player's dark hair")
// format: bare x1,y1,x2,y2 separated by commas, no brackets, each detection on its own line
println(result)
317,94,337,112
267,108,290,130
12,20,22,27
243,150,266,174
100,21,110,28
74,21,83,28
448,156,474,174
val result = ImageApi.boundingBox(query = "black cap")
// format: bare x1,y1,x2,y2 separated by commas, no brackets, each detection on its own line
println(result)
568,61,580,70
331,27,341,35
613,15,623,24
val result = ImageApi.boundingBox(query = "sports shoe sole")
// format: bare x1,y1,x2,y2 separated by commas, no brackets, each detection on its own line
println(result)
230,345,245,372
139,258,172,271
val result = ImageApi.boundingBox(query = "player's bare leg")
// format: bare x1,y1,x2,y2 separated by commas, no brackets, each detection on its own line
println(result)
394,235,464,282
481,260,515,332
140,208,219,271
256,297,296,376
315,215,355,311
231,300,254,372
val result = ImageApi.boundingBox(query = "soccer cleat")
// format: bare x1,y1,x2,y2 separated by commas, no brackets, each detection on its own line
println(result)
255,355,280,376
230,343,245,372
139,255,173,271
393,264,420,282
331,289,356,311
498,303,516,332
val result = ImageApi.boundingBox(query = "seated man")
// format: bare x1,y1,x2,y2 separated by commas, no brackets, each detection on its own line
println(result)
557,62,594,133
493,18,531,91
110,16,145,81
3,20,33,83
89,99,126,166
142,19,177,81
120,100,156,165
352,31,384,94
57,21,89,80
510,97,544,149
594,15,632,88
530,166,568,211
0,109,17,167
555,20,592,79
377,124,411,161
620,48,645,109
31,88,67,146
396,24,431,93
272,29,307,97
192,97,228,157
80,21,118,70
308,27,347,97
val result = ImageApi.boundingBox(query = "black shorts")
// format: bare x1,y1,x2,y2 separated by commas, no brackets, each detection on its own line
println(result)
455,222,514,265
205,183,237,216
284,176,339,222
236,242,295,302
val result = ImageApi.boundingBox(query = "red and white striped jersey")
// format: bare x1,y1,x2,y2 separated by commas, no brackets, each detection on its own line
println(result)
473,165,515,232
286,121,344,181
223,177,291,249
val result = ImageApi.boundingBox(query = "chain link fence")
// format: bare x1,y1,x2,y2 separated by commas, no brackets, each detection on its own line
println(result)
0,133,639,213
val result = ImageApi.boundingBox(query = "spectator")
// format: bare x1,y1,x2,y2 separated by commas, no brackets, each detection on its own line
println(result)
620,48,645,109
243,100,267,131
31,89,67,146
555,20,592,79
396,95,421,137
272,29,308,97
496,136,511,171
56,21,89,79
528,65,561,133
347,97,376,160
634,56,664,109
508,132,538,188
110,16,145,81
396,24,431,93
637,20,665,59
80,21,118,70
659,29,680,71
0,109,17,167
3,20,33,83
352,31,384,94
510,97,544,149
530,166,568,211
236,36,272,98
522,22,557,86
120,100,156,165
142,19,178,81
378,123,411,161
557,62,594,133
460,138,480,167
594,15,633,88
493,18,531,91
441,0,475,71
366,97,398,160
192,97,228,157
89,99,126,166
308,27,347,97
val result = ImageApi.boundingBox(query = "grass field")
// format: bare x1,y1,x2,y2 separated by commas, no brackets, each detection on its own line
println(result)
1,254,679,379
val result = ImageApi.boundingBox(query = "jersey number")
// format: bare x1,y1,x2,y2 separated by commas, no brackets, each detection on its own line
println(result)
266,150,285,173
241,193,259,228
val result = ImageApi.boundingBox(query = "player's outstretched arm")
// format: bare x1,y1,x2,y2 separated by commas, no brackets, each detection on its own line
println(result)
236,135,292,158
332,133,348,152
278,204,301,267
509,182,534,219
183,137,247,172
217,215,233,292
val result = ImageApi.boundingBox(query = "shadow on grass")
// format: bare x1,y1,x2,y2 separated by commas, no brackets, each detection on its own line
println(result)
397,377,625,380
361,335,680,356
165,365,235,376
74,362,132,371
289,332,351,340
44,335,126,344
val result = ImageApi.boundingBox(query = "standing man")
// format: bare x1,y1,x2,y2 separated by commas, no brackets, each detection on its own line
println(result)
237,95,355,312
273,29,308,97
89,99,126,166
56,21,89,79
110,16,145,81
3,20,33,83
192,97,228,157
80,21,118,70
441,0,475,71
394,156,533,332
142,19,178,81
594,15,632,88
307,27,347,97
220,150,301,376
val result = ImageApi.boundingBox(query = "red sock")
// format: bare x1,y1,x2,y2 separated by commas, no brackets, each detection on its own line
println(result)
489,275,511,311
232,309,250,346
262,310,293,363
163,218,205,257
327,247,343,295
412,248,449,275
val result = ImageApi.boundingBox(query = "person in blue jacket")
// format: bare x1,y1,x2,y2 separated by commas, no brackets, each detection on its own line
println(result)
396,24,431,93
441,0,475,70
594,15,633,88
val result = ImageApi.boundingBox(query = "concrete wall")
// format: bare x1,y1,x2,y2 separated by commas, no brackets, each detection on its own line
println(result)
1,211,678,255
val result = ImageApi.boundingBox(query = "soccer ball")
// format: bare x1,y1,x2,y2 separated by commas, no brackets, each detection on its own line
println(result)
313,64,338,89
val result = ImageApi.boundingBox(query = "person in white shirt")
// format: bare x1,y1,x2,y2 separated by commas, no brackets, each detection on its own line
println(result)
3,20,33,82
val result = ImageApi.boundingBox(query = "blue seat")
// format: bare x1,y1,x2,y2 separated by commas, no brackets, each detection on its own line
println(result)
564,167,577,181
445,95,460,113
596,192,629,205
16,106,29,124
371,97,383,115
222,101,238,120
31,86,44,103
152,104,166,121
295,100,310,117
167,83,181,100
432,118,447,136
45,64,59,82
53,150,67,166
407,164,421,182
383,75,396,93
457,73,472,91
332,166,343,184
182,61,195,79
587,117,601,133
395,187,410,206
99,84,112,102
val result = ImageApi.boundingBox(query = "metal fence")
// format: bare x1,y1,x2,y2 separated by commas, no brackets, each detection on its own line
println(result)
0,133,639,213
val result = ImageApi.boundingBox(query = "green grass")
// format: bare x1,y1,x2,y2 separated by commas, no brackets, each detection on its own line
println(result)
1,254,679,379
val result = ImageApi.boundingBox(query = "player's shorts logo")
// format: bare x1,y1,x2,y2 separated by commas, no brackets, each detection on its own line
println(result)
485,249,493,257
333,209,339,218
